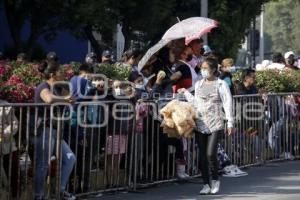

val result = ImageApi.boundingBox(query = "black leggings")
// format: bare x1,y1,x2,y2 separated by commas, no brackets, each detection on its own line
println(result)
196,130,222,185
3,150,20,198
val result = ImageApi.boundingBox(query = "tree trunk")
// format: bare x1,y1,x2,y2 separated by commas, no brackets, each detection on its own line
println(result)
25,20,40,59
3,0,23,55
122,25,132,50
84,25,102,55
26,33,38,59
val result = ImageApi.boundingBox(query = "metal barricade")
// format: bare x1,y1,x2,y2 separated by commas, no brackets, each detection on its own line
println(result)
133,93,300,188
0,93,299,199
0,101,136,199
224,93,300,167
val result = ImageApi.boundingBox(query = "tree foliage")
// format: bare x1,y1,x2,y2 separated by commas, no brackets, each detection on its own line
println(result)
233,69,300,92
1,0,76,58
0,0,277,60
264,0,300,54
207,0,270,59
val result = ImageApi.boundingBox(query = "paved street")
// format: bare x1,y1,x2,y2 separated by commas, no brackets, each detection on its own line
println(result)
86,160,300,200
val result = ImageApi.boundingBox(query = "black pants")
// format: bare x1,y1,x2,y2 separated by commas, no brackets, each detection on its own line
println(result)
3,150,20,198
196,130,222,185
65,125,91,193
161,132,184,161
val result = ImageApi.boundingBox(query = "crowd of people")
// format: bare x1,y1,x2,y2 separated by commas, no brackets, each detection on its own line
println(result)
0,38,299,200
256,51,299,71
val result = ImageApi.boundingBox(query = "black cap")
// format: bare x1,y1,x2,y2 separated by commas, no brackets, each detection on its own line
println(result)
102,50,112,57
17,52,27,60
272,52,284,63
47,51,59,61
128,71,143,82
86,52,97,58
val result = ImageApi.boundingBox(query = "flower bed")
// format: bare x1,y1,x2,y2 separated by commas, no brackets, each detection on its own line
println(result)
1,60,299,103
0,61,81,102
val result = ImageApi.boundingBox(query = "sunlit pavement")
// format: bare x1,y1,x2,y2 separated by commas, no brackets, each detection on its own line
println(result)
85,160,300,200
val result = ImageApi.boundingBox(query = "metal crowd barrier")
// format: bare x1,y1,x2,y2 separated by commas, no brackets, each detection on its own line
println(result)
0,93,299,199
225,93,300,167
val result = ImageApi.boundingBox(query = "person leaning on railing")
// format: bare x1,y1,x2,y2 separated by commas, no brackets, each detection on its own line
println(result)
33,62,76,200
234,68,257,95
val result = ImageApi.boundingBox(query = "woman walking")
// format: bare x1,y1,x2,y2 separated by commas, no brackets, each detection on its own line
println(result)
179,57,234,194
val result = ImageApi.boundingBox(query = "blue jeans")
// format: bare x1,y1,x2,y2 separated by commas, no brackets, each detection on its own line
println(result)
34,128,76,198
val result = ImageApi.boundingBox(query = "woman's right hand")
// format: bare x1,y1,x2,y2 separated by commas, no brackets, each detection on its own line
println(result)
177,88,187,94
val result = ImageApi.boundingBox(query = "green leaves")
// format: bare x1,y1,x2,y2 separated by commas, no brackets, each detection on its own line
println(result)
96,63,131,81
208,0,270,59
255,70,285,92
1,0,277,60
233,69,300,93
12,63,41,86
264,0,300,54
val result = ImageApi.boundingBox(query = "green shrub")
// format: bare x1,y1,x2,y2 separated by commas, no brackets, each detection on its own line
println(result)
96,63,131,81
232,69,300,93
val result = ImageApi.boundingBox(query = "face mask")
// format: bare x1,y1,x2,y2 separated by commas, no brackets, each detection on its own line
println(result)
135,84,145,90
201,69,209,79
229,66,236,73
187,54,193,62
114,88,124,96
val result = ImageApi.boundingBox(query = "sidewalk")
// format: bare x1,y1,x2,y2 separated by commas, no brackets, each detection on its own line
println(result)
84,160,300,200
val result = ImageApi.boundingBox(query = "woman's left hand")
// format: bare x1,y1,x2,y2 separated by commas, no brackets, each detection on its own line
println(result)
227,127,235,136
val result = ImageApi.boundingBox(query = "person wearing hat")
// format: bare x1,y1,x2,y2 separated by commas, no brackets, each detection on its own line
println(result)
203,45,212,56
284,51,298,71
85,52,99,74
85,52,97,64
267,52,285,70
93,50,114,74
101,50,113,64
46,51,59,63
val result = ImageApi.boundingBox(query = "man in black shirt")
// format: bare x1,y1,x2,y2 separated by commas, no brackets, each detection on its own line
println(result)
171,46,196,93
235,69,258,95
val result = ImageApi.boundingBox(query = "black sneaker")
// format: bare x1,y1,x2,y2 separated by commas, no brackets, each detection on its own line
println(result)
61,191,76,200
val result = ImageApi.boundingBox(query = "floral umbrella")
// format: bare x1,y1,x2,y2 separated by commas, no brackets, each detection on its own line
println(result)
138,17,218,71
162,17,218,45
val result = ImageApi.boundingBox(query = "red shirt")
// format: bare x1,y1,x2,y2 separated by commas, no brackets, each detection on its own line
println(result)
172,61,193,93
